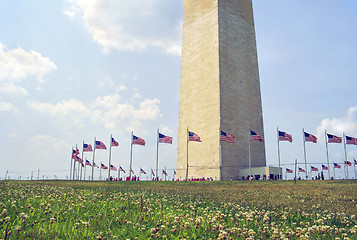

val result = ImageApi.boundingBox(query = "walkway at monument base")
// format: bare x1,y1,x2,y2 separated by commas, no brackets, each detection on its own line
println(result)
238,166,281,180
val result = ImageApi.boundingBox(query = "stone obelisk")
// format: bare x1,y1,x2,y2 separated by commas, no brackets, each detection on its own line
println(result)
177,0,266,180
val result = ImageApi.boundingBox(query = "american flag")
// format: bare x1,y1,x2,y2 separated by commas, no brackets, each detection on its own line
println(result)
286,168,293,173
220,130,235,143
140,168,146,174
132,135,145,146
278,131,293,143
299,167,306,173
354,158,357,165
159,133,173,144
95,140,107,149
93,162,99,168
111,137,119,147
85,159,92,167
101,163,108,169
131,169,134,174
327,133,342,143
151,169,155,176
189,131,202,142
174,170,176,175
311,166,318,171
345,136,357,145
110,164,117,171
119,166,125,173
74,155,83,164
304,131,317,143
322,164,328,170
83,143,93,152
72,148,79,158
250,130,263,142
333,163,341,168
163,169,168,176
345,161,352,166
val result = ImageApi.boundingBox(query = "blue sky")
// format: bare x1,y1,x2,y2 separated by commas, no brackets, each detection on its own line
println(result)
1,0,356,180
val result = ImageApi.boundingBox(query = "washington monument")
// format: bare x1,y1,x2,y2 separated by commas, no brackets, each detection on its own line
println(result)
176,0,266,180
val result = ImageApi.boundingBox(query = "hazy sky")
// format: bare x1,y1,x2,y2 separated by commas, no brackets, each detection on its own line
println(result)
1,0,356,180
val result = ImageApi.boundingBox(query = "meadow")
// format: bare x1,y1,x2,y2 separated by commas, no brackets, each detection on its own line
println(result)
0,180,356,239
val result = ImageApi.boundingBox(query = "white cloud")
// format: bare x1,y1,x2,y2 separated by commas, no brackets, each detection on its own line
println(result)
65,0,182,55
0,42,57,95
0,101,16,112
28,94,161,131
27,99,90,128
95,93,121,108
92,97,161,130
317,106,357,138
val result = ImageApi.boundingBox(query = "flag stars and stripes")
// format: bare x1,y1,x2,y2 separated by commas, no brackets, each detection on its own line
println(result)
95,140,107,149
159,133,173,144
221,130,235,143
278,131,293,142
250,130,263,142
327,133,342,143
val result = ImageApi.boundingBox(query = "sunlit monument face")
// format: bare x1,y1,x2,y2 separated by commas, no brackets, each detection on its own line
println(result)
177,0,266,180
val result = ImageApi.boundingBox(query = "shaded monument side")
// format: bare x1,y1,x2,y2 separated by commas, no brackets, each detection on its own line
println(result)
218,0,266,180
176,0,221,180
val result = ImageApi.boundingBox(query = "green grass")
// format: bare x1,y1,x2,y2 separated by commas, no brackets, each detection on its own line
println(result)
0,180,356,239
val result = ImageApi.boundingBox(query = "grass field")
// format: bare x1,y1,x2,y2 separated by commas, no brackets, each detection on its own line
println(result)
0,180,356,239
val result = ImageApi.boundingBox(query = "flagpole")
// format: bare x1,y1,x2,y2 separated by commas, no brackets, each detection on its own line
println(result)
219,126,223,181
80,142,84,180
333,163,336,179
324,130,331,180
343,132,348,179
92,137,96,181
99,162,102,180
129,131,133,179
73,144,77,180
77,158,80,180
248,128,252,180
156,128,159,180
84,158,87,181
302,128,308,180
108,134,112,179
294,159,297,184
277,127,281,180
70,147,73,181
186,127,189,181
354,159,356,179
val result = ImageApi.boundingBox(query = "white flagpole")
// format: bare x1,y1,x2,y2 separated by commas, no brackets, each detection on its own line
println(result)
219,126,223,181
302,128,308,180
99,162,102,180
248,128,252,180
324,130,331,180
186,127,189,181
108,134,112,179
73,144,77,180
129,131,133,179
343,132,349,179
156,128,159,179
80,142,84,180
91,137,96,181
84,158,87,181
277,127,281,180
333,163,336,179
70,147,73,180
